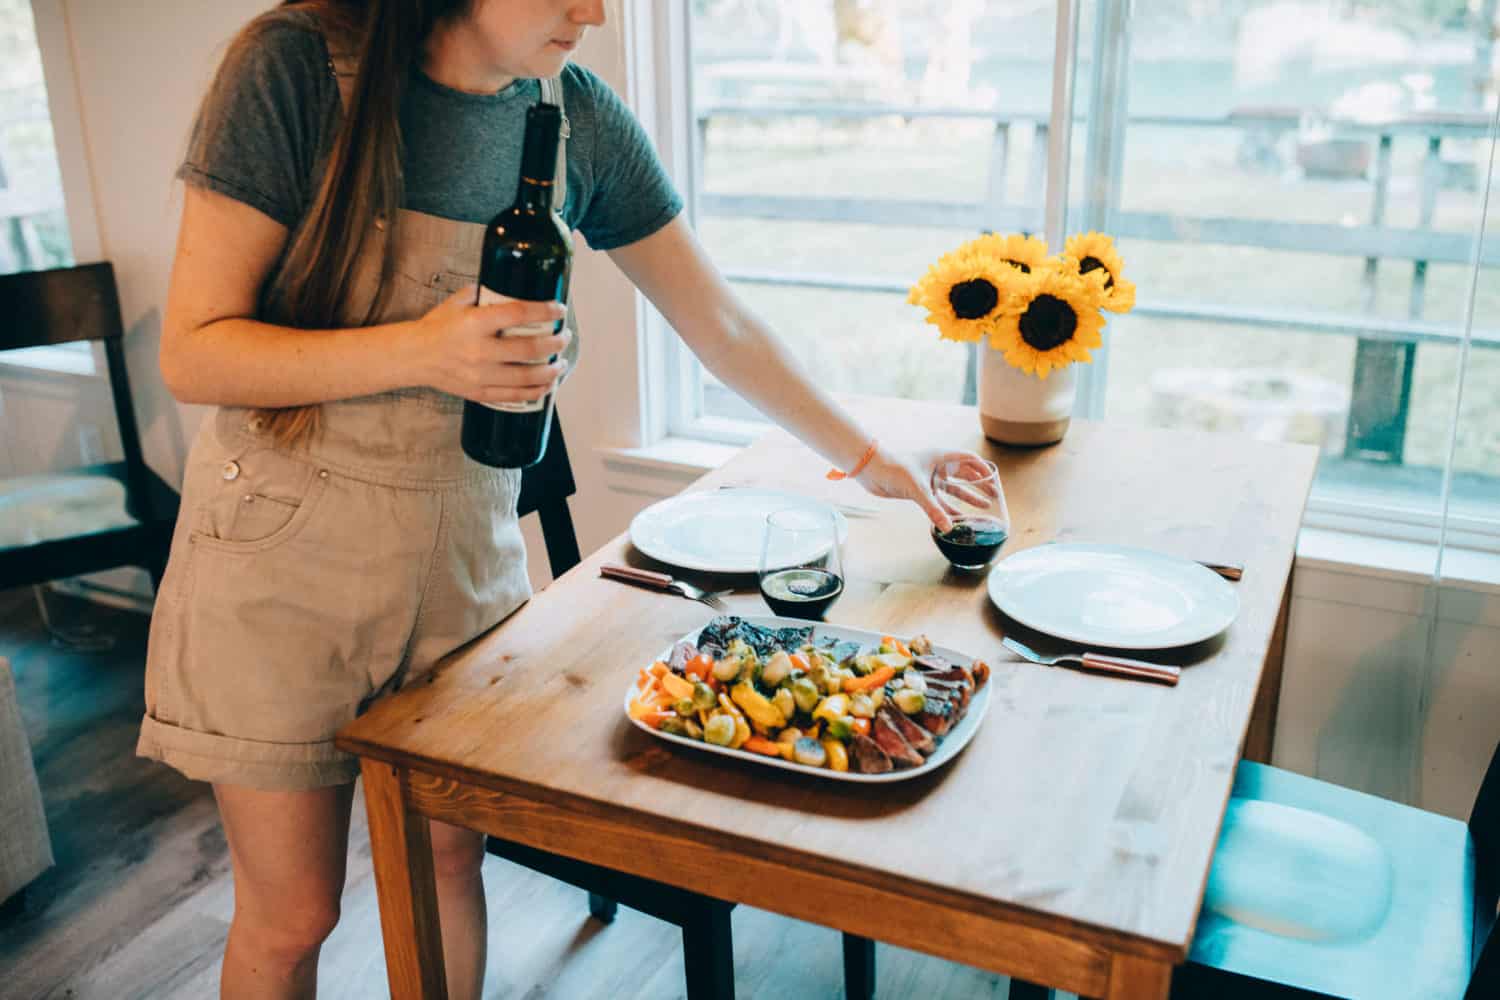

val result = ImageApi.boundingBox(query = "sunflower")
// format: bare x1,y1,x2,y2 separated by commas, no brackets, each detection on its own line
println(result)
962,232,1050,276
1063,232,1136,313
988,268,1106,379
907,247,1020,344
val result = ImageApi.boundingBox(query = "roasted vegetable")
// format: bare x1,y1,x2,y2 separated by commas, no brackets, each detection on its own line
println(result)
658,717,694,737
691,681,718,712
743,736,784,757
760,649,793,687
659,671,696,701
704,714,737,746
825,716,857,741
792,738,828,767
843,665,896,694
848,692,877,719
772,687,796,722
732,680,787,730
712,656,743,683
812,694,849,723
901,671,928,695
790,676,821,714
893,689,926,715
674,697,696,716
822,740,849,772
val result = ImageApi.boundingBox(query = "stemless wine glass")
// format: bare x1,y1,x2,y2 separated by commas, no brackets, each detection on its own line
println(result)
930,458,1010,571
758,507,844,620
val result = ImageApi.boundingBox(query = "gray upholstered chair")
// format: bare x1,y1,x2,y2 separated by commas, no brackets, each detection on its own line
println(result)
0,655,51,905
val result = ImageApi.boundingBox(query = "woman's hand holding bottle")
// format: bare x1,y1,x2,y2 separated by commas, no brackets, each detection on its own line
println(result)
411,284,568,406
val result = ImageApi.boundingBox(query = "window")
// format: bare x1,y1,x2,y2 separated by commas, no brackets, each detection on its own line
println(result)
653,0,1499,545
0,0,84,373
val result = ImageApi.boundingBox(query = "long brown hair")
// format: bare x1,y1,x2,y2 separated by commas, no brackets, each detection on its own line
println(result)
214,0,470,445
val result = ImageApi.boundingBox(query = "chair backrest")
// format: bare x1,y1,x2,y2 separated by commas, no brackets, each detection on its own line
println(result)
0,263,154,521
517,410,582,579
0,262,123,350
1467,739,1500,998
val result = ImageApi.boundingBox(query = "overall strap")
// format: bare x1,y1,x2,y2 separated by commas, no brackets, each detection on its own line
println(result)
538,76,570,214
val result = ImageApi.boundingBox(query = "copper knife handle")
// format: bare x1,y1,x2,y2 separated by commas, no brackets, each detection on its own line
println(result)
1079,653,1181,686
600,564,675,591
1199,561,1244,581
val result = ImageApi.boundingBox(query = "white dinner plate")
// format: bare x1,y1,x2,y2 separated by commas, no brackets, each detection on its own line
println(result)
628,488,849,574
986,543,1240,650
624,616,991,783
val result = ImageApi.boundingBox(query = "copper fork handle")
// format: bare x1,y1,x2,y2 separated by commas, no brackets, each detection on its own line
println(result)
1079,653,1181,686
600,564,675,591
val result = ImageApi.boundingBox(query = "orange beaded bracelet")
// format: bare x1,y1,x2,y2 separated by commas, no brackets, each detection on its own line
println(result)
826,439,879,481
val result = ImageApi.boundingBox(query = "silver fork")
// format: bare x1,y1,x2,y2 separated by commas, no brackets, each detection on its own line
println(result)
599,564,731,611
1002,635,1181,686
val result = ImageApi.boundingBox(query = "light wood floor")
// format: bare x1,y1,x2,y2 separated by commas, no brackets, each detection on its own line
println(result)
0,587,1031,999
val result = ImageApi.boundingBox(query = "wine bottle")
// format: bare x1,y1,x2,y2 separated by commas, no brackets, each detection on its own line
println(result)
460,102,571,469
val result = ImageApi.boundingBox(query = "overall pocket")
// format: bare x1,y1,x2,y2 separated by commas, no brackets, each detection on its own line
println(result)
189,446,330,555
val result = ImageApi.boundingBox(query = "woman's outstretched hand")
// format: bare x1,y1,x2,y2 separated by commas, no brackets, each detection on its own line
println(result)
854,446,996,534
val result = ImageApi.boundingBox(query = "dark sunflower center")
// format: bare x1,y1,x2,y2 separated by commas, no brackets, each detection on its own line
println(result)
1019,294,1078,351
948,278,999,320
1078,255,1115,289
1005,259,1031,274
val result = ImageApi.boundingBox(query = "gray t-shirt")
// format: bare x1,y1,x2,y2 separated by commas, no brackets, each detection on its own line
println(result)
180,10,683,253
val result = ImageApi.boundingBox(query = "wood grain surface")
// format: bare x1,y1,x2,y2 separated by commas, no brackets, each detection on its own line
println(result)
338,397,1317,998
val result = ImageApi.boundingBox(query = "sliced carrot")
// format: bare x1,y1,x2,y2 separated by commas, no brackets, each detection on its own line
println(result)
742,736,783,757
851,718,871,737
649,661,669,678
843,666,896,694
685,653,715,680
637,668,653,689
640,710,674,729
789,652,810,672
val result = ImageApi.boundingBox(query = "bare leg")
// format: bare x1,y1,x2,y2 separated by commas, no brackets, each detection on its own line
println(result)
429,820,487,1000
214,783,356,1000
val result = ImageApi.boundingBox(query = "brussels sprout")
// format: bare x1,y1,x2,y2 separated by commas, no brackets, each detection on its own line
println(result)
894,689,926,715
674,698,696,717
760,650,793,687
691,681,718,712
902,671,928,695
658,717,692,737
790,676,821,714
825,716,856,741
772,687,796,722
807,663,833,694
704,714,737,746
792,737,828,768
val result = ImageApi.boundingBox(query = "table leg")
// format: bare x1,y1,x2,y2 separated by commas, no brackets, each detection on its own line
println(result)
842,933,875,1000
1103,954,1171,1000
360,759,449,1000
1244,566,1293,765
681,896,735,999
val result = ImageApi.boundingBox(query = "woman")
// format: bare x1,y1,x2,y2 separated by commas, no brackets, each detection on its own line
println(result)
139,1,986,997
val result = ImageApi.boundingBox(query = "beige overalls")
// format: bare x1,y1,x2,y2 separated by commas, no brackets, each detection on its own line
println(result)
137,29,574,791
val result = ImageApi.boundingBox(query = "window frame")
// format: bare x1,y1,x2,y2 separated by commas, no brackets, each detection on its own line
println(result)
634,0,1500,552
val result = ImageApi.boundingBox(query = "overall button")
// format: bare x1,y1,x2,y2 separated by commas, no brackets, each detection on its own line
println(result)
221,461,241,481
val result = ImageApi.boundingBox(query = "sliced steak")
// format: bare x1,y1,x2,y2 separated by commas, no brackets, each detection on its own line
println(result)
915,693,959,736
850,733,893,774
871,713,926,768
879,705,935,755
913,654,951,673
922,665,975,688
667,641,697,674
922,675,973,710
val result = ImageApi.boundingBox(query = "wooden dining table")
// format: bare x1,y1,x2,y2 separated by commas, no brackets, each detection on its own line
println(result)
335,396,1317,1000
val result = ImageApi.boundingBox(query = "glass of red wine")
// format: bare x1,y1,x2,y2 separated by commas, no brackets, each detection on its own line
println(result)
931,458,1010,571
758,507,844,620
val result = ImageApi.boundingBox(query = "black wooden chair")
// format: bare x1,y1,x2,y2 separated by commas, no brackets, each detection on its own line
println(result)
0,263,177,596
1171,739,1500,1000
489,410,735,1000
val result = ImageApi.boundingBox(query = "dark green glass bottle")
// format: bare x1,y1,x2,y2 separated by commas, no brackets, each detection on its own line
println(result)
460,102,571,469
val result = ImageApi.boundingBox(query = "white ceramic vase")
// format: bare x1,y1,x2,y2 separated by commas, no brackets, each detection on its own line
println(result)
977,347,1077,447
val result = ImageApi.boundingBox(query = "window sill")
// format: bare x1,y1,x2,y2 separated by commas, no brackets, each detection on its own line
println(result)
600,437,1500,603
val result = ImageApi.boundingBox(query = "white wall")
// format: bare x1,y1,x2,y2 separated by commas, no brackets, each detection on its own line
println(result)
8,1,1497,821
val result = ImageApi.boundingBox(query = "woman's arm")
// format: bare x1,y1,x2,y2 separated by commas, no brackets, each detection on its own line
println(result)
160,186,568,409
608,215,974,528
